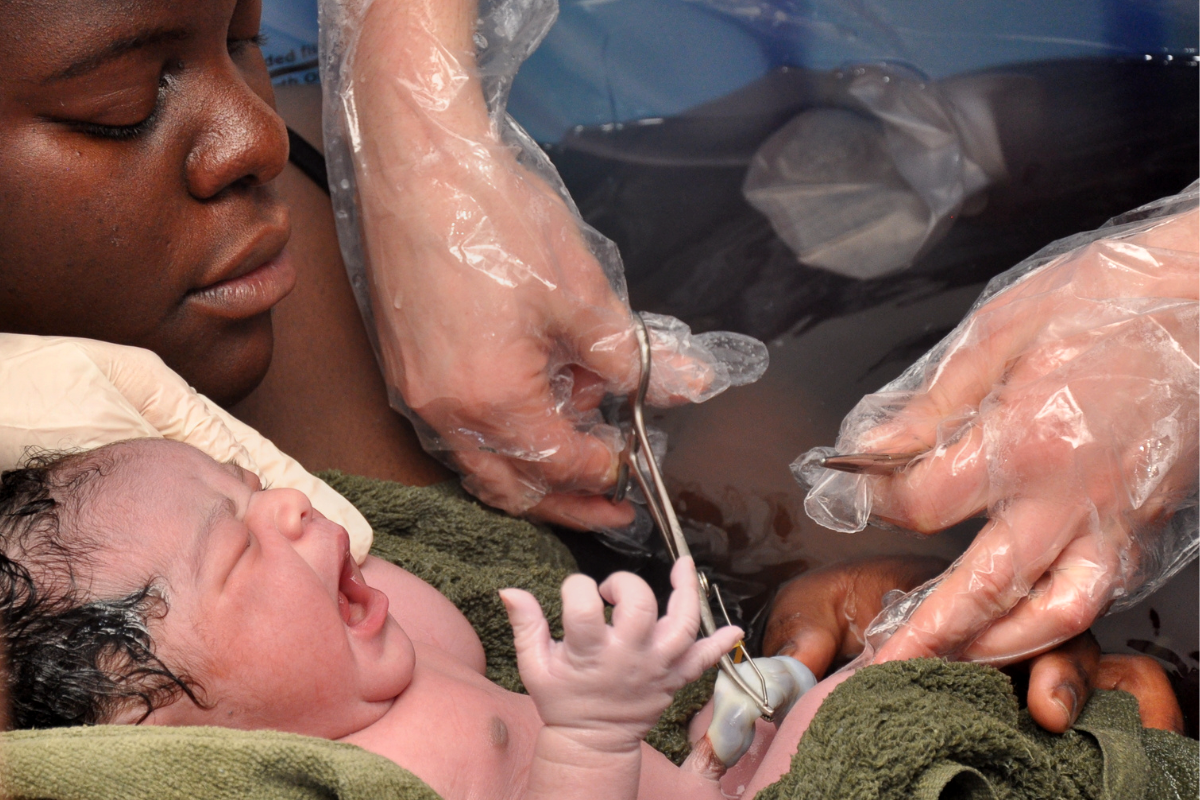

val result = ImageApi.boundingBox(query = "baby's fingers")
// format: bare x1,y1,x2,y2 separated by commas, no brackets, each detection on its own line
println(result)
599,571,659,646
657,557,703,655
500,588,551,669
676,625,744,683
561,573,608,654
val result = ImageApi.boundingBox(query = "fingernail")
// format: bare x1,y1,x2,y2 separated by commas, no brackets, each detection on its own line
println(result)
1053,684,1079,725
776,642,796,657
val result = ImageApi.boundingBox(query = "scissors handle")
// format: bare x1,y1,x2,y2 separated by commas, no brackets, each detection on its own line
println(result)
820,451,925,475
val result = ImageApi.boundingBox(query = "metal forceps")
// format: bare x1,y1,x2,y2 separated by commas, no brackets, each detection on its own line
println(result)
612,314,776,721
818,451,925,475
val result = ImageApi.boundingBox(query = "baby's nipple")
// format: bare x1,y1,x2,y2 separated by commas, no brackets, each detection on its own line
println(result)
488,716,509,751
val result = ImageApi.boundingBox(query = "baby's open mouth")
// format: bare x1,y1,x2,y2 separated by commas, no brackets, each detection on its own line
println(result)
337,549,383,629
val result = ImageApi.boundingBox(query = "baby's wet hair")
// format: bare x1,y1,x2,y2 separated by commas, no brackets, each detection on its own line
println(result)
0,446,200,729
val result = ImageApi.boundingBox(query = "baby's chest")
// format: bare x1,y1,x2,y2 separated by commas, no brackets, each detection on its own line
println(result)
346,653,541,800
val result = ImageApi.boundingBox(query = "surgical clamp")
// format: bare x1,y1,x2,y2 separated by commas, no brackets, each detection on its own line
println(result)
613,314,776,721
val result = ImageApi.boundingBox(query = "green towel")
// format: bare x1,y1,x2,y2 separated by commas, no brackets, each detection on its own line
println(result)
1,725,441,800
756,658,1199,800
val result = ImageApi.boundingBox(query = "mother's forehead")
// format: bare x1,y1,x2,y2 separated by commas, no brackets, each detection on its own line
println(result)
0,0,229,74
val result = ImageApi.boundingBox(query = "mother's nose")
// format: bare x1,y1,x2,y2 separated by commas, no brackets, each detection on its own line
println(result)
184,72,289,200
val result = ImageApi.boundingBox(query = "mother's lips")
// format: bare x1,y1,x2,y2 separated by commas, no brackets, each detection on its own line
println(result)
188,247,297,320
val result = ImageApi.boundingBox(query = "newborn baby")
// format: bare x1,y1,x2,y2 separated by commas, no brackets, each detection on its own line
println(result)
0,440,833,799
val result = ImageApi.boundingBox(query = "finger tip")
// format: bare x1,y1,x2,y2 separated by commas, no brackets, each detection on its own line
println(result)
870,648,899,666
1028,684,1077,734
1039,703,1071,734
534,494,636,531
498,588,527,615
610,496,637,520
714,626,744,650
562,572,600,598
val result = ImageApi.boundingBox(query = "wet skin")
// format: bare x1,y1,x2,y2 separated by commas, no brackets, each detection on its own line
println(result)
0,0,292,406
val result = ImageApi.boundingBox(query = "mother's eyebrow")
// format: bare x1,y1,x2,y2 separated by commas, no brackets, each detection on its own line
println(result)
46,27,190,83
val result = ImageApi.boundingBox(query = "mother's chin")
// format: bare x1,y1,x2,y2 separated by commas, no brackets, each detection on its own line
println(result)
153,309,279,407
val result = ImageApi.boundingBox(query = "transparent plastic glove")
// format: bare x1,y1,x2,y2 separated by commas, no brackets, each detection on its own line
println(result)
744,63,1000,279
0,334,374,562
702,655,815,766
500,557,742,748
320,0,767,531
796,185,1199,664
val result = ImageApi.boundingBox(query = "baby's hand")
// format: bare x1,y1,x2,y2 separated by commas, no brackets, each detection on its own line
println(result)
501,558,742,752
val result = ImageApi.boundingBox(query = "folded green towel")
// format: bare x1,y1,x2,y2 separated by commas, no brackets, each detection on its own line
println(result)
756,658,1199,800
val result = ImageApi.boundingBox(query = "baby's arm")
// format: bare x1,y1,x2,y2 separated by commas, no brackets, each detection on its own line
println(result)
500,558,742,800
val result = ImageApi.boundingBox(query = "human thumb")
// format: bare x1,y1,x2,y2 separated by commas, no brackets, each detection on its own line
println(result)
577,312,767,408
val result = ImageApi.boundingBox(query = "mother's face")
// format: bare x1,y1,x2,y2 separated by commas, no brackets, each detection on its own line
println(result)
0,0,292,405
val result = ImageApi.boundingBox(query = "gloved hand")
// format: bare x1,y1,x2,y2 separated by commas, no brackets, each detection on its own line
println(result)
797,187,1198,665
321,0,766,531
763,556,1185,734
0,334,374,562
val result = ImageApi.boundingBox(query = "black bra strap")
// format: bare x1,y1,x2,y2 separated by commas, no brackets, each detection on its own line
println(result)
286,126,330,195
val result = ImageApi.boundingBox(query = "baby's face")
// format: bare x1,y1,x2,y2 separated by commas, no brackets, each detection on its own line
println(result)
91,440,414,737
